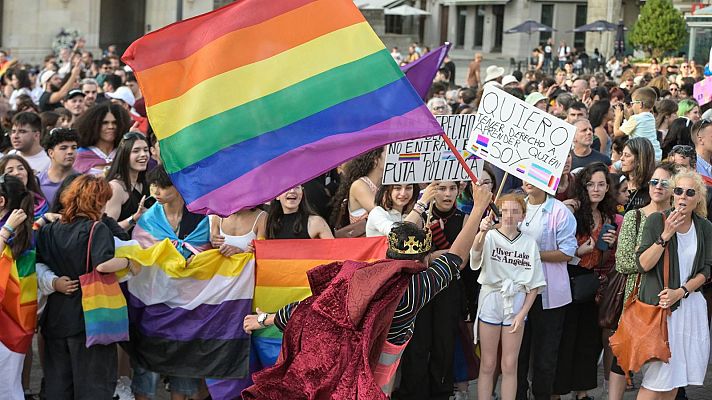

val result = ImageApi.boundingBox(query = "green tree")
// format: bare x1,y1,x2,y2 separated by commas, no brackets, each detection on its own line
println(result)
629,0,687,58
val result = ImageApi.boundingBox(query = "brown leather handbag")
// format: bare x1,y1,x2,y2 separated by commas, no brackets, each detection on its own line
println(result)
609,234,671,378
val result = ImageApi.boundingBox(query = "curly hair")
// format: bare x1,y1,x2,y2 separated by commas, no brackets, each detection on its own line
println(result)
329,147,384,228
61,175,112,223
572,162,618,237
74,103,131,149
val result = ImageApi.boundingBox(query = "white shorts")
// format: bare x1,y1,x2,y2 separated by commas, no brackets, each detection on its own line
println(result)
478,290,525,326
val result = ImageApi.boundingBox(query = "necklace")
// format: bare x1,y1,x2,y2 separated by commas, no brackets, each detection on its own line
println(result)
525,202,544,227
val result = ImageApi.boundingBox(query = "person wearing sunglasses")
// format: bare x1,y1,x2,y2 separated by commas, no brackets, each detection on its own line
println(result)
104,132,151,232
608,162,676,400
669,144,696,170
635,170,711,398
692,119,712,185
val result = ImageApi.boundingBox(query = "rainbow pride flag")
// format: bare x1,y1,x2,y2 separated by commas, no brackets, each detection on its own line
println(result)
206,237,388,399
0,247,37,354
122,0,442,216
117,239,254,379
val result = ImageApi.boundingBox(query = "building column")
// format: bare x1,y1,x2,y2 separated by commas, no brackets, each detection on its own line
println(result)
464,6,476,50
482,6,494,52
448,4,457,44
688,26,696,60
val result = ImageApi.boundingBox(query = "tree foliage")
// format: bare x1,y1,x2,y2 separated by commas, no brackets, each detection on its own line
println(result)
629,0,687,57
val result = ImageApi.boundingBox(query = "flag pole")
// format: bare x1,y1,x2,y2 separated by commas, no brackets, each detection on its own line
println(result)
439,132,500,219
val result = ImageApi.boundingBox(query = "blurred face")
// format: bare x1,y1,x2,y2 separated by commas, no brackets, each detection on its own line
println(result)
500,200,524,229
390,184,414,210
669,83,679,97
434,181,458,211
48,141,78,169
585,171,608,204
3,159,28,186
534,99,547,111
49,74,62,89
277,186,303,213
686,106,701,123
571,80,587,97
100,112,117,144
127,80,141,98
129,140,149,172
479,172,494,190
100,63,112,74
573,120,593,148
672,177,699,217
63,96,85,117
562,153,573,175
624,78,634,91
10,74,19,89
82,83,98,107
616,180,629,205
555,71,566,84
429,99,449,115
648,168,672,204
81,51,92,66
10,123,40,153
151,140,161,164
620,146,636,174
589,76,598,89
153,184,180,205
672,152,692,169
610,96,622,107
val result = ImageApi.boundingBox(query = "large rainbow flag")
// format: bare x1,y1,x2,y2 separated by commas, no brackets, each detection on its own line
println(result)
122,0,442,216
117,239,255,378
0,247,37,354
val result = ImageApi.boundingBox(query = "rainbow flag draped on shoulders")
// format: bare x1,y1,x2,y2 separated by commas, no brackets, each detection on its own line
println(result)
117,239,255,379
122,0,442,216
0,247,37,354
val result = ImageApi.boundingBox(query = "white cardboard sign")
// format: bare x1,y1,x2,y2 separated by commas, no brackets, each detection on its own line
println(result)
382,114,484,184
467,86,575,194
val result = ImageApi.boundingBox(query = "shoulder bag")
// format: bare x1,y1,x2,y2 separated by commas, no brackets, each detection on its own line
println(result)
79,221,129,347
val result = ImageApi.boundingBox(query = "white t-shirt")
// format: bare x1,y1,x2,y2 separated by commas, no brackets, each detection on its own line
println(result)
520,202,547,246
7,149,50,174
365,206,404,237
620,112,661,161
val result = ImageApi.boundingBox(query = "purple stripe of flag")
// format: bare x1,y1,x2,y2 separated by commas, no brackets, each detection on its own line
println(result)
187,105,440,215
128,294,252,341
400,43,451,100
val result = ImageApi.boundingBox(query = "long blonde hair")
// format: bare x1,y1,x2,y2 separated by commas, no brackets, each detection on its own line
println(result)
670,171,708,217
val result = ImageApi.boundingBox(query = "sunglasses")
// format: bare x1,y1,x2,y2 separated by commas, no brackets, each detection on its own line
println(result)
649,179,670,188
673,187,696,197
671,144,695,157
123,131,147,141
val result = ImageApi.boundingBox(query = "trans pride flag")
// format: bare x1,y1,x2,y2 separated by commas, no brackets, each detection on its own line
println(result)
118,239,255,378
122,0,443,216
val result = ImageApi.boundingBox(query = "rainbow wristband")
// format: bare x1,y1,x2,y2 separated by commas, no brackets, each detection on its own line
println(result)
2,224,15,234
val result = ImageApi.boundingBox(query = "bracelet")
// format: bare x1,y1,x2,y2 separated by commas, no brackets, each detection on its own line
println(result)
127,216,136,226
41,215,50,224
125,258,131,269
416,201,428,210
2,224,15,234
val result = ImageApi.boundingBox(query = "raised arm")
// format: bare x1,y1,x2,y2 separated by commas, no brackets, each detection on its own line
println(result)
449,184,492,260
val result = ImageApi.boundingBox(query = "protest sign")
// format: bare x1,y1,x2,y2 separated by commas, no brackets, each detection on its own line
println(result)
382,114,484,184
467,85,575,194
693,76,712,106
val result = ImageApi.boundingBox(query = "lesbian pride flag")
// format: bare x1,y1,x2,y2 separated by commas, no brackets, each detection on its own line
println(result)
122,0,442,216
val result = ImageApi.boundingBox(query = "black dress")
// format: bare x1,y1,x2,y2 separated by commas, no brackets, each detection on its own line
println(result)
274,213,311,239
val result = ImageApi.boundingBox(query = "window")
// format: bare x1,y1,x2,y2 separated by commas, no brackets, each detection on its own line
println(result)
574,4,587,50
385,15,403,34
540,4,554,46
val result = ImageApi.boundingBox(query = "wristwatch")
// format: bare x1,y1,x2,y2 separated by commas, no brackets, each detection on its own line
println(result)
655,236,668,247
257,312,269,327
128,215,136,226
681,285,690,299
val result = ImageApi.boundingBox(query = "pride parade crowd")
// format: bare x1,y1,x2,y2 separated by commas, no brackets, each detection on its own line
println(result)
0,18,711,400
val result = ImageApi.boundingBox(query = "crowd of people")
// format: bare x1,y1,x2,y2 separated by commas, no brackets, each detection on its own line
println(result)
0,30,710,400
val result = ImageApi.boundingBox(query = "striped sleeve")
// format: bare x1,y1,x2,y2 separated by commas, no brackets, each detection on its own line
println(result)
387,253,462,344
274,301,301,332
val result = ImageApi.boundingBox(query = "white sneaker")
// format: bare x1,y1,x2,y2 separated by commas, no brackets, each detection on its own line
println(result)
114,376,135,400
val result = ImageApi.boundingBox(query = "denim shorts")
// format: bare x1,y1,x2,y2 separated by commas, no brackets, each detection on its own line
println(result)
131,365,201,398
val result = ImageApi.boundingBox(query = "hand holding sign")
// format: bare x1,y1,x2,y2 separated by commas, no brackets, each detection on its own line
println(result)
467,86,576,194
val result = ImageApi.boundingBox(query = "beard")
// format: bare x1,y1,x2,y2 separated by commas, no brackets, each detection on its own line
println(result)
49,83,61,92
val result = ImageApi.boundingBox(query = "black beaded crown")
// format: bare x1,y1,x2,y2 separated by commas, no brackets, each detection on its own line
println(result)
387,228,432,255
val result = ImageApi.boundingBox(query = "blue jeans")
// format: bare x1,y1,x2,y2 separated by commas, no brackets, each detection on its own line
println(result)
131,365,201,398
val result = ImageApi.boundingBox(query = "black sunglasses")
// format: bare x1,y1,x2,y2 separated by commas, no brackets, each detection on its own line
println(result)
649,179,670,188
671,144,695,158
123,131,147,141
673,187,696,197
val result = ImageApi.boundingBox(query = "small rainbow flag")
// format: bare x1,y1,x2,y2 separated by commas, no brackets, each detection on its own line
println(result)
476,134,490,147
251,237,388,366
0,247,37,354
122,0,442,216
400,153,422,162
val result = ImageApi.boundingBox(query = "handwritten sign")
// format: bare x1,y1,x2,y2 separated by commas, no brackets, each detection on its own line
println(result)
382,114,484,184
467,85,575,194
693,76,712,106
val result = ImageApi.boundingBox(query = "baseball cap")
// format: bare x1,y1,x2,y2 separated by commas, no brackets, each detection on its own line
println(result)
65,89,85,101
106,86,136,107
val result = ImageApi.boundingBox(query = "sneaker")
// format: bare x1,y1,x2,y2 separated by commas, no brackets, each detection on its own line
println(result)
114,376,134,400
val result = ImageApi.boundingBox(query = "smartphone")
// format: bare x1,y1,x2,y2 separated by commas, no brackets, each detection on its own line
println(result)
143,196,157,209
596,223,617,251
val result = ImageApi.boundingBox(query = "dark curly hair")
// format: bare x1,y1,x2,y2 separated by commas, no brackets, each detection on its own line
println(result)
572,162,618,237
329,147,384,228
74,103,131,149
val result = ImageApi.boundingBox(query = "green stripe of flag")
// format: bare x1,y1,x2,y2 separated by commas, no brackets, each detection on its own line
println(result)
160,49,402,173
